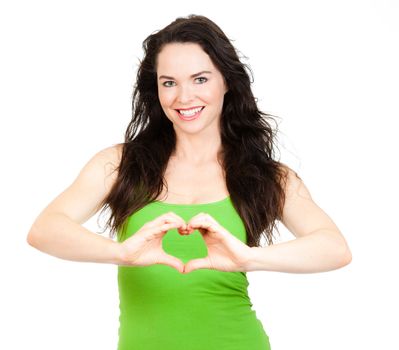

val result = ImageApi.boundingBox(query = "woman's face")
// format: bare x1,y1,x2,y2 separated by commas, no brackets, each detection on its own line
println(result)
156,42,228,134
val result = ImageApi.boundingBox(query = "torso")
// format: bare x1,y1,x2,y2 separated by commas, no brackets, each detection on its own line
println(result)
112,143,229,205
155,156,230,204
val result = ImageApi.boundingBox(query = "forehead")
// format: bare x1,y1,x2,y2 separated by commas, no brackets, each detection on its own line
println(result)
156,42,214,74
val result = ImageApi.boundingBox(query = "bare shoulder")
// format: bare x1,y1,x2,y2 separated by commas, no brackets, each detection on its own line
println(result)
278,162,341,238
32,143,125,225
92,142,124,191
278,162,308,202
97,142,123,168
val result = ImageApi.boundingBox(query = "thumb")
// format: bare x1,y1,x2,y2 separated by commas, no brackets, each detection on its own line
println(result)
157,253,185,273
183,258,210,274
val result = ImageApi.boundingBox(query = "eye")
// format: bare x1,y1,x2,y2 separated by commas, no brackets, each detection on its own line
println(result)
195,77,208,84
162,81,176,87
162,77,208,88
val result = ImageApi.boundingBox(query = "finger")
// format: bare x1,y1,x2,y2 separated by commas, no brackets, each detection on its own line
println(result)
188,214,218,227
177,227,192,235
166,212,187,226
143,222,181,240
189,221,216,233
178,224,195,235
157,222,181,233
186,212,207,222
183,258,211,274
157,253,185,273
153,213,187,229
188,212,218,223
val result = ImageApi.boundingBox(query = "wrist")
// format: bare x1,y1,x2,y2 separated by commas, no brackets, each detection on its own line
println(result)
245,246,263,272
112,241,127,266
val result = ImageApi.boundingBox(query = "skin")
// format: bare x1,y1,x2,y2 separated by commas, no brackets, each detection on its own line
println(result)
118,42,253,273
27,42,352,274
120,42,352,274
118,42,252,273
157,42,228,164
153,42,351,274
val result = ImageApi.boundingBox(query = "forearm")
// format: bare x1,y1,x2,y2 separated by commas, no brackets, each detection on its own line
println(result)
27,213,123,265
246,229,352,273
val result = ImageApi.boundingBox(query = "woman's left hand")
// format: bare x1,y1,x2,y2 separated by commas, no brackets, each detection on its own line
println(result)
181,212,253,274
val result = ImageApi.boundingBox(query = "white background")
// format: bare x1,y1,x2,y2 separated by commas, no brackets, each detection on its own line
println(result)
1,0,398,349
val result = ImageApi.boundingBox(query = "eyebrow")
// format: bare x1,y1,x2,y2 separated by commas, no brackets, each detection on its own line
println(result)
158,70,212,80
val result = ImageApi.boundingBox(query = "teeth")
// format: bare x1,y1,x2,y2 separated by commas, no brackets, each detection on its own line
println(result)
178,107,203,116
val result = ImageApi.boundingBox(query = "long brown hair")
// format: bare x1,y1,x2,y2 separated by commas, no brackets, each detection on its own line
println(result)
98,14,299,247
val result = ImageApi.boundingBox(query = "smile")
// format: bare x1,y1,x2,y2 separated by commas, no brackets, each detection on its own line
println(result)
175,106,205,121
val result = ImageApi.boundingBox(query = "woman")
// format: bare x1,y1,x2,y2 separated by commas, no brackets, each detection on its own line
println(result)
27,14,352,350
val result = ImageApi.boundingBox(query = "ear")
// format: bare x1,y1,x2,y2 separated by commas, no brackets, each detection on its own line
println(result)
224,81,229,94
221,76,229,94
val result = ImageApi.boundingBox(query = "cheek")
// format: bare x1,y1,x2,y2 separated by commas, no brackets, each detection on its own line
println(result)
158,90,175,107
203,83,224,102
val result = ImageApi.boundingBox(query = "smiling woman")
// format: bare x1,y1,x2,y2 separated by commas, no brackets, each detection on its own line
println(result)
104,15,281,349
156,43,228,128
27,13,351,350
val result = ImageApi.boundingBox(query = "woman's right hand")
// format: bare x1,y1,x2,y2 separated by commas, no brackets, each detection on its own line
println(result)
118,212,191,273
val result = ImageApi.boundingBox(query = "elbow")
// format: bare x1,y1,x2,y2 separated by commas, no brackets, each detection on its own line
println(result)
331,231,352,268
27,232,38,247
26,223,42,248
338,244,352,268
342,249,352,266
26,230,37,247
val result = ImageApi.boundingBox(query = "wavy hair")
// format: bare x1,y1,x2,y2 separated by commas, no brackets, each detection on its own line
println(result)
99,14,299,247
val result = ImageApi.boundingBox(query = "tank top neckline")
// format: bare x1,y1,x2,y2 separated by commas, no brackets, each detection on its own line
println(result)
152,195,231,207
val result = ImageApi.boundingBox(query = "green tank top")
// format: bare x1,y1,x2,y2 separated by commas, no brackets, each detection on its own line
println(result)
116,196,271,350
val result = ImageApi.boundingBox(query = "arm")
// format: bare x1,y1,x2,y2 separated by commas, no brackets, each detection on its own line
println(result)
246,167,352,273
28,212,122,264
27,144,125,265
248,228,351,273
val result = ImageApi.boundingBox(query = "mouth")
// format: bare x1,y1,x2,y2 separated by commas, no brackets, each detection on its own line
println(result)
175,106,205,121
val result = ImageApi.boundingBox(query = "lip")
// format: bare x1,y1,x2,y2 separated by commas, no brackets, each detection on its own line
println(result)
175,105,204,111
176,106,205,121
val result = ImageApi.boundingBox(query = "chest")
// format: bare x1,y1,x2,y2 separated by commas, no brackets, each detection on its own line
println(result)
156,160,229,204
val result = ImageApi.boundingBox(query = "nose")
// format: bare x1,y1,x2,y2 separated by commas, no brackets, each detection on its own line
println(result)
177,83,195,104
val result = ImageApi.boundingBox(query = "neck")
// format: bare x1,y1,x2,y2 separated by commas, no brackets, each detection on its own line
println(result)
172,132,222,165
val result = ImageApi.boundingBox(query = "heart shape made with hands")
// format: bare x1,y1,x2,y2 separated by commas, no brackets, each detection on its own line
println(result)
160,213,252,274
